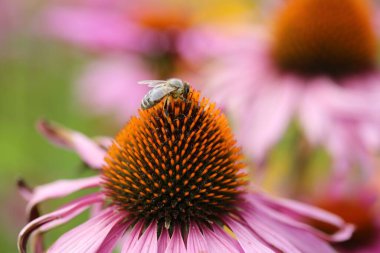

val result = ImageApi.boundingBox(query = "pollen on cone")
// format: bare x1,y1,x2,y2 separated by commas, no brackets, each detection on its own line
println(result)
102,88,247,230
271,0,377,77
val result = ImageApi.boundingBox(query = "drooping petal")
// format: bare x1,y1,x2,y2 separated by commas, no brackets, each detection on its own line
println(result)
18,193,103,253
224,216,275,253
26,176,100,220
121,221,144,252
202,223,244,253
37,120,106,169
239,78,300,161
164,226,187,253
17,179,33,201
187,223,207,253
236,209,303,253
97,218,131,253
157,228,170,253
244,193,354,242
93,136,114,150
129,222,158,253
48,208,126,253
243,208,336,253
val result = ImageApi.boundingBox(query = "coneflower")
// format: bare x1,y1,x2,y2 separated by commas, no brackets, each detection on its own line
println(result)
18,87,352,252
204,0,380,177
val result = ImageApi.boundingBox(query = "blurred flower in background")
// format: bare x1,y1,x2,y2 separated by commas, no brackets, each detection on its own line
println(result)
18,89,353,252
203,0,380,182
42,0,255,123
310,187,380,252
0,0,19,42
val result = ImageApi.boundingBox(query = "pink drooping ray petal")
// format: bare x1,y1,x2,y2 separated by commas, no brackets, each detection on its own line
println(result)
157,227,170,253
186,223,207,253
25,176,100,221
33,233,44,253
121,220,144,252
245,193,354,242
164,226,187,253
17,179,33,201
244,209,336,253
43,6,145,52
240,77,300,161
28,197,104,253
97,217,132,253
90,201,104,217
18,193,104,253
202,223,244,253
231,213,302,253
93,136,114,150
129,222,158,253
298,80,331,144
224,216,275,253
37,119,106,169
311,78,376,120
48,208,125,253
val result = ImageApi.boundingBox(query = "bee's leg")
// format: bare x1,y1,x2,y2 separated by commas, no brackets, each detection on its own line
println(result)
163,97,170,117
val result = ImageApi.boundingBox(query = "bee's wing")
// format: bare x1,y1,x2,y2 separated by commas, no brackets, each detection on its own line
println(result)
149,86,177,101
138,80,167,87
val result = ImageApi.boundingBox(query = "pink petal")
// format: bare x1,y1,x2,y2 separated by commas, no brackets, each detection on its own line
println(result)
93,136,114,150
202,224,244,253
37,120,106,169
48,208,125,253
224,216,275,253
298,82,330,144
244,209,335,253
186,223,207,253
26,176,100,220
18,193,103,253
121,221,144,252
164,226,187,253
43,6,144,51
17,179,33,201
158,228,170,253
97,218,132,253
245,193,354,242
236,208,303,252
129,222,158,253
240,79,299,161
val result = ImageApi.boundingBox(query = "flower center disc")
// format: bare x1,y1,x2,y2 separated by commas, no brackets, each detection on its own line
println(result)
271,0,377,77
102,89,246,230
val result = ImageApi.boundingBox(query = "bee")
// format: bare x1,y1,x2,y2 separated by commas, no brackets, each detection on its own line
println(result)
139,78,190,110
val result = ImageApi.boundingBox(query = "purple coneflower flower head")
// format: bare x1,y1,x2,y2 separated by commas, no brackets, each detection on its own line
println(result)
18,87,353,252
204,0,380,177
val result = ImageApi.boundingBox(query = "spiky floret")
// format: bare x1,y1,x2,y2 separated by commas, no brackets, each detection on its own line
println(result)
272,0,376,77
102,89,247,230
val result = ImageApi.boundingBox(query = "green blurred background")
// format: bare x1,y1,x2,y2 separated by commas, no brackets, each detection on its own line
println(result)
0,3,105,251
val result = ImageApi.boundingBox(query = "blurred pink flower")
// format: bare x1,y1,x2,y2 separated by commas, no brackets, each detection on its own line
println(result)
203,0,380,176
75,56,150,120
310,188,380,253
42,0,216,123
18,109,353,252
0,0,20,41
